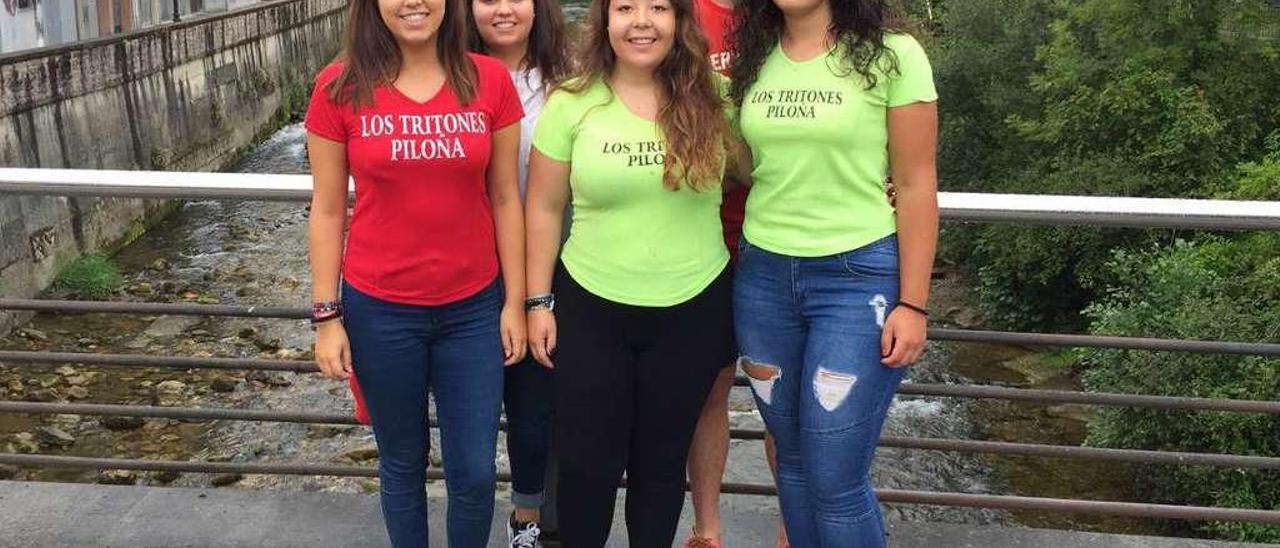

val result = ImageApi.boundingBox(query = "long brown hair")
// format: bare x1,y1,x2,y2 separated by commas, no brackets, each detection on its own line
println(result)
564,0,728,192
327,0,479,107
465,0,572,90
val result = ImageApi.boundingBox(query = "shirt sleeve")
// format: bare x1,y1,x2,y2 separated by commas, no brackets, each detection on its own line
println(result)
304,65,348,143
486,58,525,131
532,89,574,163
885,33,938,107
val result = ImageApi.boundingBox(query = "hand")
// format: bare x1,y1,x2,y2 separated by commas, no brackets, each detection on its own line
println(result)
314,321,353,379
527,309,557,369
501,302,528,366
881,306,926,367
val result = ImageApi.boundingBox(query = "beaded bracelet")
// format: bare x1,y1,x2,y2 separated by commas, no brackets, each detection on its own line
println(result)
311,301,343,325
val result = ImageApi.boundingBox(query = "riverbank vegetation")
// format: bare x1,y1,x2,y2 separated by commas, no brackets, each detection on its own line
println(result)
51,255,124,300
909,0,1280,540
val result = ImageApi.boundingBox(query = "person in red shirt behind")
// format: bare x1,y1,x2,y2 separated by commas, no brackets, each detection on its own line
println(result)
685,1,787,547
305,0,527,544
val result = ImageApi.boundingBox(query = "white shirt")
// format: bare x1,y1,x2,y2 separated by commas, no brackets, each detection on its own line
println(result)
508,65,571,239
510,66,546,201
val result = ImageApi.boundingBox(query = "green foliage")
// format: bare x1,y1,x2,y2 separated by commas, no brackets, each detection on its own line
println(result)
935,0,1280,328
1080,236,1280,541
929,0,1057,306
933,0,1050,192
895,0,946,32
1014,60,1224,192
52,254,124,300
1223,133,1280,200
957,156,1165,329
936,2,1280,536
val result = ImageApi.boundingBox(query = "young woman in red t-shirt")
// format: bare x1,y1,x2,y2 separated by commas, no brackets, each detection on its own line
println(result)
305,0,526,545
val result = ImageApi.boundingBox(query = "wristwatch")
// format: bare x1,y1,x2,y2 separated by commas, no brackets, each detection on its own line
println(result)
525,293,555,312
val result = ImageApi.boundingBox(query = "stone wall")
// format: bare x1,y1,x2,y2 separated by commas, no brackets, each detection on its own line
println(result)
0,0,346,334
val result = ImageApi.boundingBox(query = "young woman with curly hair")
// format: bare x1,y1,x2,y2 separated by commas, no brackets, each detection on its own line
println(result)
728,0,939,546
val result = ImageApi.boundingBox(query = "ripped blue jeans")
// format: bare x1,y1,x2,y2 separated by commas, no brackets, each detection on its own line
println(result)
734,235,907,548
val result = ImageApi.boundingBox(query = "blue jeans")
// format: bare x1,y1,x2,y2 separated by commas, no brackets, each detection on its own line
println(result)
504,355,553,511
734,236,908,548
343,280,505,548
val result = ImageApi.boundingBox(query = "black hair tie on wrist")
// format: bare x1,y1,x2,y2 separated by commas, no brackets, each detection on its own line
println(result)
896,301,929,317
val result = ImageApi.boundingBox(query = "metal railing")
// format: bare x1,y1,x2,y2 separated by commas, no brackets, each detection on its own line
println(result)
2,167,1279,526
4,168,1280,230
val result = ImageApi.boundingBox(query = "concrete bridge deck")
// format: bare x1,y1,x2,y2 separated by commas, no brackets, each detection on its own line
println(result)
0,481,1267,548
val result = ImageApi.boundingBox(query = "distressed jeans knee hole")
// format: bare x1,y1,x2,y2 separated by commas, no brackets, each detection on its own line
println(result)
739,356,781,405
813,368,857,412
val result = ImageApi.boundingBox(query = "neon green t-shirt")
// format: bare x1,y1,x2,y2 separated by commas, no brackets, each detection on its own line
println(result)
739,33,937,257
533,79,729,307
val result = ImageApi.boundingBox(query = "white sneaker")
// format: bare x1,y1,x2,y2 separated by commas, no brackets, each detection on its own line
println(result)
507,512,542,548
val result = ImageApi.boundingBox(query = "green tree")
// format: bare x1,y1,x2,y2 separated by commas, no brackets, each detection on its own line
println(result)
1224,133,1280,200
931,0,1280,538
1081,234,1280,541
935,0,1280,328
933,0,1050,192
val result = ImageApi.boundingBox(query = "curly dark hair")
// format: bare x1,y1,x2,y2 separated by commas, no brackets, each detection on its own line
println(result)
728,0,906,106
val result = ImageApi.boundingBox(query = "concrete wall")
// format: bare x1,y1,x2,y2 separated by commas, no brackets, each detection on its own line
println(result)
0,0,345,334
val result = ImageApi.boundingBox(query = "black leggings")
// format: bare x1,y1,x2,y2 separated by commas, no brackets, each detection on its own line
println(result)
553,263,734,548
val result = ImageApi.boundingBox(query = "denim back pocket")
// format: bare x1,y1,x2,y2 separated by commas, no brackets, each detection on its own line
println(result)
841,235,899,279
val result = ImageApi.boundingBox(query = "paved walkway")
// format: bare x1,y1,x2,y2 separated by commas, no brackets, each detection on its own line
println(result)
0,481,1268,547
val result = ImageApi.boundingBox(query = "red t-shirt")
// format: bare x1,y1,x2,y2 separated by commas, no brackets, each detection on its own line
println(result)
305,53,523,305
695,0,749,259
696,0,733,75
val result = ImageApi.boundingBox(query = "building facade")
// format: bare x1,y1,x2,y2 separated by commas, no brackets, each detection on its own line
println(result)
1,0,254,54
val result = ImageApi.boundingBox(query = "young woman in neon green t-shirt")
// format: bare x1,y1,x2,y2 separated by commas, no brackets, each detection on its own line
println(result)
523,0,737,545
727,0,939,546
